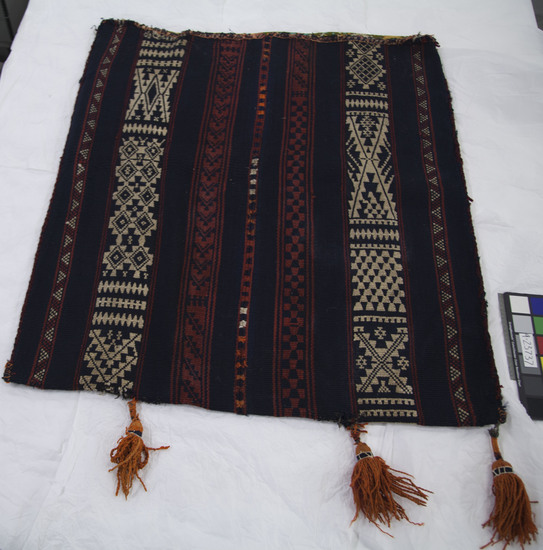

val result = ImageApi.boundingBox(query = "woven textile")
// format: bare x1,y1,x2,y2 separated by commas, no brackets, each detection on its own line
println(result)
4,20,503,427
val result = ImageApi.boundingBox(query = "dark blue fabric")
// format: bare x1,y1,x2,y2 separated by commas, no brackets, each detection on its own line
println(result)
5,22,503,426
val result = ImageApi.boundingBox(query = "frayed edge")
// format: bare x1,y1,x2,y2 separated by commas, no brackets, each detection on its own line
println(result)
99,19,437,46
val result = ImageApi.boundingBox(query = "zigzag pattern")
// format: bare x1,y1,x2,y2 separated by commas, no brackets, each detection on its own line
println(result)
92,311,145,328
97,280,149,296
176,39,247,407
350,226,400,242
412,45,474,425
29,26,126,387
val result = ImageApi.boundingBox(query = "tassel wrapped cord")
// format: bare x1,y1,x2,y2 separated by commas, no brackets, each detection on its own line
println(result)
349,424,431,534
482,429,537,549
109,399,169,498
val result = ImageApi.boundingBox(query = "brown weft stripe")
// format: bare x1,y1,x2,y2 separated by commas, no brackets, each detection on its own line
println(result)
5,21,503,427
272,39,317,418
233,36,273,415
171,39,247,407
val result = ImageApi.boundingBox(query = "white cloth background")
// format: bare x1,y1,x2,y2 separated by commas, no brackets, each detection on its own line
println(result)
0,1,542,548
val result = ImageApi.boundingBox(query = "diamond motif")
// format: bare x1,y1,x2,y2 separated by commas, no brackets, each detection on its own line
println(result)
146,79,158,107
146,143,160,158
119,161,137,181
122,141,138,158
135,213,153,234
117,186,134,204
130,247,150,269
112,212,131,233
141,161,159,182
108,247,126,268
139,187,155,205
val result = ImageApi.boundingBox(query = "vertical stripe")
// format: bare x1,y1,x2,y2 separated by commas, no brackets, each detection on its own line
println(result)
384,44,424,422
411,43,475,425
133,37,194,395
344,41,418,421
134,36,214,403
27,25,127,387
421,43,501,425
340,43,357,415
233,37,272,415
172,39,247,407
273,39,316,418
78,29,188,395
311,41,357,420
386,43,455,425
245,37,288,417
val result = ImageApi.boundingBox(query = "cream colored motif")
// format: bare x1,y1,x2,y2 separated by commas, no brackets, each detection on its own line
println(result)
80,36,187,393
346,42,417,419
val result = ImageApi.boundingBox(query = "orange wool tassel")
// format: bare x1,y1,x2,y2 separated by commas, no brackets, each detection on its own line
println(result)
109,399,169,498
482,428,537,549
349,424,431,533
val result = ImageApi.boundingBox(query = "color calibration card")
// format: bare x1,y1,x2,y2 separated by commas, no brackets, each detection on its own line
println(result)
500,292,543,420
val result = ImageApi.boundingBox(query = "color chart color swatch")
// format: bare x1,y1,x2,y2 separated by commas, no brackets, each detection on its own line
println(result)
500,292,543,420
